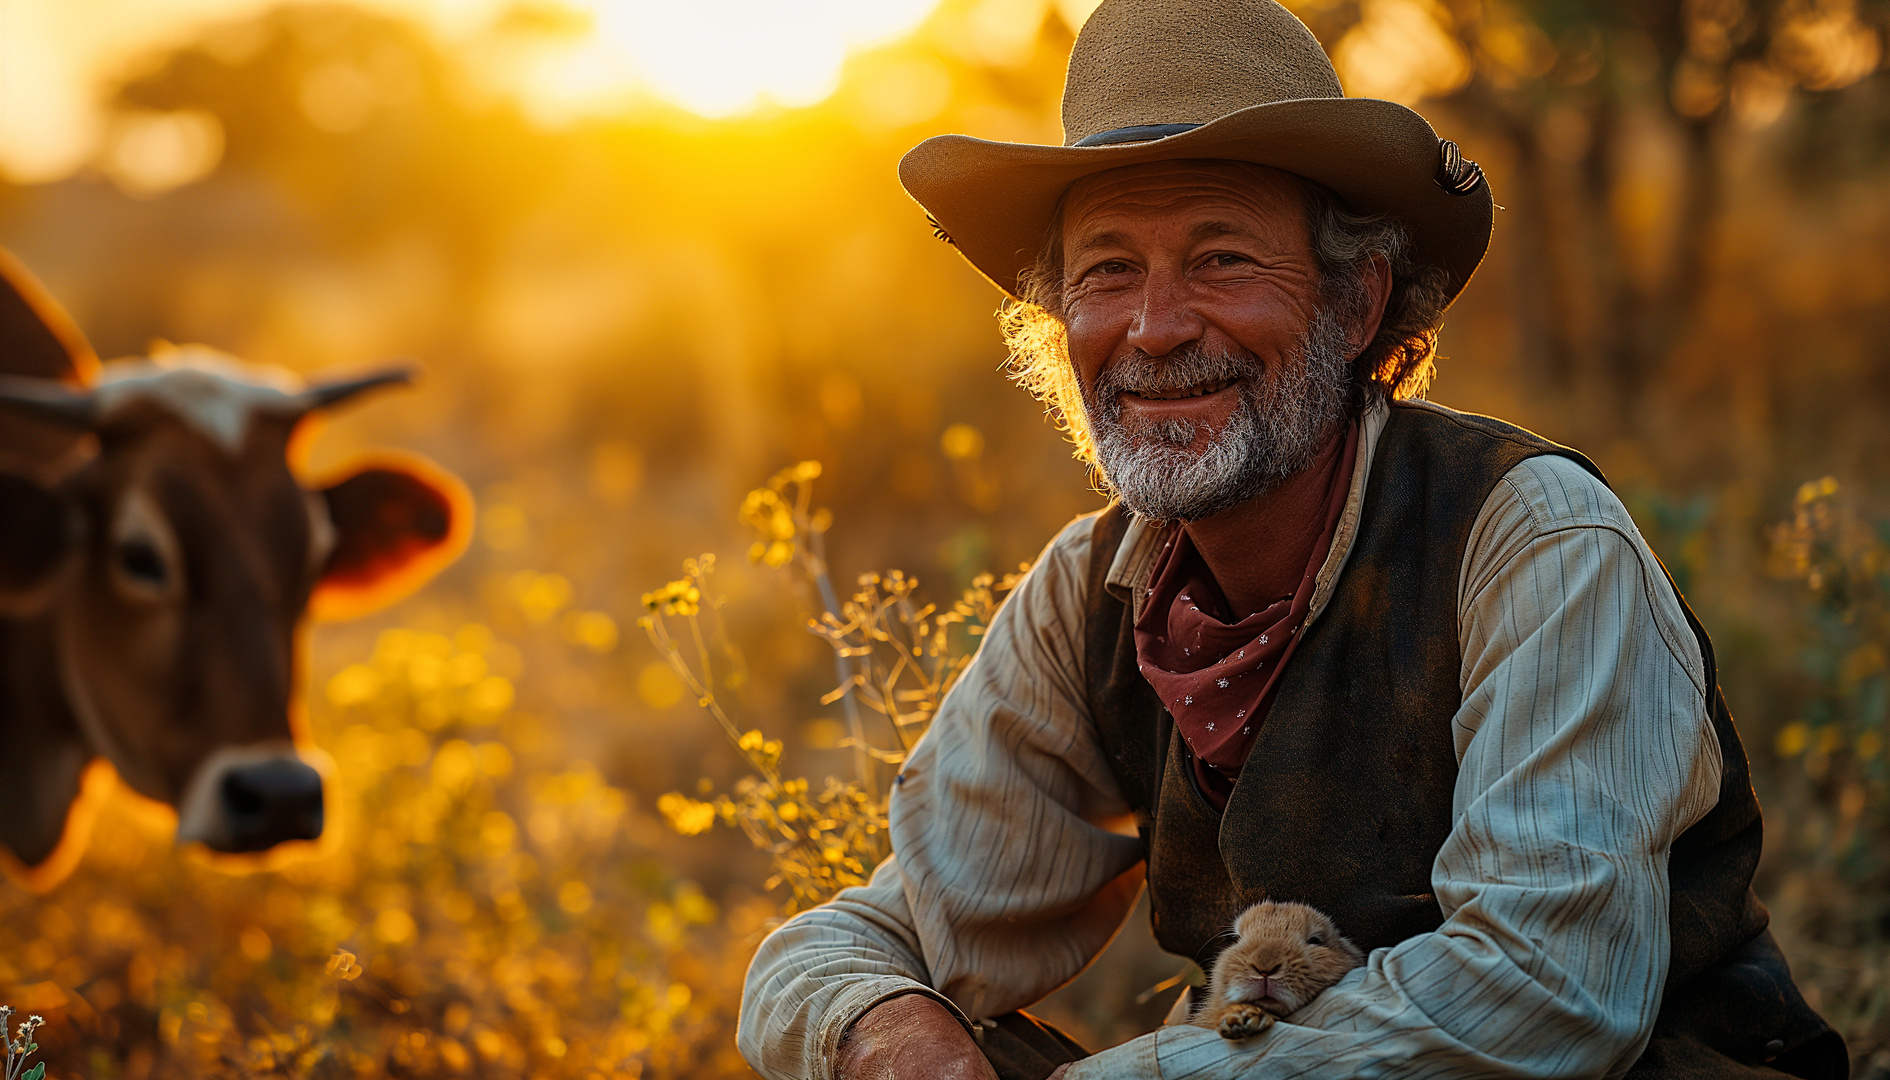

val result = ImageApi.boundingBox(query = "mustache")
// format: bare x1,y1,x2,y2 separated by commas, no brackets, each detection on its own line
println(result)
1078,309,1354,522
1089,343,1263,417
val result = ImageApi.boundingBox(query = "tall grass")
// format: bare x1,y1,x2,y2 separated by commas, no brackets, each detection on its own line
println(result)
0,622,759,1078
644,462,1023,914
5,467,1888,1075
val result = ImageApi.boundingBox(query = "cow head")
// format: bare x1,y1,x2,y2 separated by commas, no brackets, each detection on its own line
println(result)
0,345,470,873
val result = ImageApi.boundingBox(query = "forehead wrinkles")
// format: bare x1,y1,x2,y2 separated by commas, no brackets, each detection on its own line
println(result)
1062,161,1305,247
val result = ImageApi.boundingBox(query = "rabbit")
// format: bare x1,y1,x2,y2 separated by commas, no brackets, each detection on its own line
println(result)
1193,900,1365,1040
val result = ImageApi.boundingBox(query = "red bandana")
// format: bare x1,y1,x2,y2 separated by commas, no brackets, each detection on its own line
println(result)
1131,420,1359,808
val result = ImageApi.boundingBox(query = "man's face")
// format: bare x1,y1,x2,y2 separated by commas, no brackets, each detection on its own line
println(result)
1060,160,1352,521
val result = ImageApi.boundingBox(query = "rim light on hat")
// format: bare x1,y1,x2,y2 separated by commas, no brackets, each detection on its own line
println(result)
899,0,1492,305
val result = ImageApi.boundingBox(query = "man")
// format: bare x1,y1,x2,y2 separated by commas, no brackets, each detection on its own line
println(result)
739,1,1846,1078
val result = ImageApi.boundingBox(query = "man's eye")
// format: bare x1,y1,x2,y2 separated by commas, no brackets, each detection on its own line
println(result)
1086,260,1131,278
1206,252,1248,269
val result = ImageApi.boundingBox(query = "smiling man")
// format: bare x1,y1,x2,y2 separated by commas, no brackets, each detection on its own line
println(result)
738,2,1845,1079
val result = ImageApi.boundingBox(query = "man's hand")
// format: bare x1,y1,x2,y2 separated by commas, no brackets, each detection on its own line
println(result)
835,993,998,1080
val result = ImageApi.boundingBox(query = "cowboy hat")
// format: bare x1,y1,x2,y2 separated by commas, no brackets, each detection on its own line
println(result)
898,0,1492,304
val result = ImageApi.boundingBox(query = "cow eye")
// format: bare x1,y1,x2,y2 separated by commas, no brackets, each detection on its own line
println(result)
1307,934,1324,946
117,539,168,586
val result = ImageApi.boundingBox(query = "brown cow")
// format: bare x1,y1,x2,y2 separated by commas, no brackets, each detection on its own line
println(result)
0,249,469,885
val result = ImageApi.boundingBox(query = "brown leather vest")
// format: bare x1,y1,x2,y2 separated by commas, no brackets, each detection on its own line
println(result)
1083,403,1845,1077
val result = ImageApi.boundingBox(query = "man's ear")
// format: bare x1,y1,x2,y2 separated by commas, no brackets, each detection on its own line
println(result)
309,452,472,622
1349,253,1394,360
0,471,74,616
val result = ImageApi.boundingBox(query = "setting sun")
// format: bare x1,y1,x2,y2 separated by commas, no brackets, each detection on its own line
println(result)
566,0,943,116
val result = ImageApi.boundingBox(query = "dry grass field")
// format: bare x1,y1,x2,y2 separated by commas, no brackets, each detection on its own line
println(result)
2,0,1889,1075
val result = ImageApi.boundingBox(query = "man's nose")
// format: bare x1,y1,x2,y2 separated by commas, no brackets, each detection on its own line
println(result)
1124,270,1204,358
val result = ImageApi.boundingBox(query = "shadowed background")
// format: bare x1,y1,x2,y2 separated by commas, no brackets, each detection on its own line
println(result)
1,0,1888,1076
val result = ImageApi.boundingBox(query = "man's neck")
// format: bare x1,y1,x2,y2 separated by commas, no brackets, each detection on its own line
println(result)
1182,420,1349,621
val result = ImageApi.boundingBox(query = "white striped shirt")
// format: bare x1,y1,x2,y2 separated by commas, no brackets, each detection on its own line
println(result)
738,400,1722,1080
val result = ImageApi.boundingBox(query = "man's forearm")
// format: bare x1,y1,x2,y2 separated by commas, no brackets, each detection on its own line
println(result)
739,860,963,1080
741,515,1146,1078
1060,804,1679,1079
834,993,996,1080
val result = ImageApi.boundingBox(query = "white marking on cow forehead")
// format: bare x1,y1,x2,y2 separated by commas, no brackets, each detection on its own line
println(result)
95,345,304,454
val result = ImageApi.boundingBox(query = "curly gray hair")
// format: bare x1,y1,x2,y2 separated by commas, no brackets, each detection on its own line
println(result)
1000,174,1452,464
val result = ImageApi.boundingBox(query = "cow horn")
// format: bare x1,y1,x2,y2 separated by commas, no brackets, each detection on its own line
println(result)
0,375,97,428
298,365,417,412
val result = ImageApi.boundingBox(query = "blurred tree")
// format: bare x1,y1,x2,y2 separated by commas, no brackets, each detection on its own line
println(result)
116,4,532,244
1292,0,1888,442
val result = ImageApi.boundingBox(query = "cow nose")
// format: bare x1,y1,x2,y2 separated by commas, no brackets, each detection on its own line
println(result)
218,759,324,851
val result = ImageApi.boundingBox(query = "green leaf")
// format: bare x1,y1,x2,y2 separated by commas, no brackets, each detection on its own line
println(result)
25,1062,46,1080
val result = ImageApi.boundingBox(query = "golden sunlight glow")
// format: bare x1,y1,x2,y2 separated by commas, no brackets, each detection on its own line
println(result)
566,0,944,117
0,0,950,184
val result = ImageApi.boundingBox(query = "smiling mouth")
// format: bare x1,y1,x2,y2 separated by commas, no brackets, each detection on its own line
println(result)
1126,378,1237,402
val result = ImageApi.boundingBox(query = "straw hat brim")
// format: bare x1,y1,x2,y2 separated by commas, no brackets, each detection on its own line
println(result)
898,95,1493,306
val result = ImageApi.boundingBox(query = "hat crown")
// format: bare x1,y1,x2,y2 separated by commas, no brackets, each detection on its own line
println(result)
1061,0,1343,147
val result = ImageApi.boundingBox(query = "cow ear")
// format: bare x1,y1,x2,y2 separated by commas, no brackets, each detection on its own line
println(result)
0,472,74,616
309,452,471,622
1,249,99,466
0,247,98,383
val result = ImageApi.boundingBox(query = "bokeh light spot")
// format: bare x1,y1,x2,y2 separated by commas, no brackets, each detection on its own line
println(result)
102,109,223,196
372,907,416,945
562,610,620,654
940,422,985,461
556,880,594,914
237,926,272,962
637,662,684,708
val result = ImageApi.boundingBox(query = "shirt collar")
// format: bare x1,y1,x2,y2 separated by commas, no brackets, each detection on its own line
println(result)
1104,400,1390,625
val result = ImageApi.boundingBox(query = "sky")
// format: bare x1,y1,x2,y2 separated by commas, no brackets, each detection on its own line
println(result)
0,0,1091,183
0,0,1493,189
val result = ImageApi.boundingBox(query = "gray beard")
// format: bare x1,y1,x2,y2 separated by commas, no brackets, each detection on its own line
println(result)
1083,308,1353,522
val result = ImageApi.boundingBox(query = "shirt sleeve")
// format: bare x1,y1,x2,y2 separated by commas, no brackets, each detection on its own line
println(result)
736,855,970,1080
1064,454,1723,1080
738,512,1147,1080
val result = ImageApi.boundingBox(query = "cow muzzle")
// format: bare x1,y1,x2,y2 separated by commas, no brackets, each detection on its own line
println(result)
176,744,325,852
